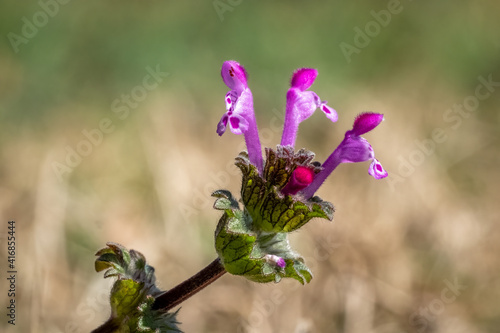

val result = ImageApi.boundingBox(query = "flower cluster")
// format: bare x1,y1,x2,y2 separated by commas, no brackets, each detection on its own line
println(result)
214,60,387,284
217,60,387,195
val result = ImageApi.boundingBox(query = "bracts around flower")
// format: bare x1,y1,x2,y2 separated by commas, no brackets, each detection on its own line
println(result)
215,60,387,284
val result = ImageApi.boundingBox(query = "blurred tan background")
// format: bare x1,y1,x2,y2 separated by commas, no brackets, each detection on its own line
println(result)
1,1,500,332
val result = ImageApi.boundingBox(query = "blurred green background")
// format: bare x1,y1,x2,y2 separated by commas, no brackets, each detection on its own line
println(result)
1,1,500,332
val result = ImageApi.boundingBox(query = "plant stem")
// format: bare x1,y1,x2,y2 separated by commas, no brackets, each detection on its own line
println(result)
152,257,226,311
91,258,226,333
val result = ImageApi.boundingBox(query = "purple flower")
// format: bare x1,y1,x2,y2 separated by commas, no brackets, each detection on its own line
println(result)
217,61,263,173
281,68,338,147
264,254,286,268
281,166,315,196
216,61,387,200
300,112,388,199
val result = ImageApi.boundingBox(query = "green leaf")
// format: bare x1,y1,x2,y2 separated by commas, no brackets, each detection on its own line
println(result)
212,189,240,210
214,195,315,284
252,232,313,284
110,279,145,319
94,243,182,332
136,296,182,332
215,212,257,276
95,243,160,294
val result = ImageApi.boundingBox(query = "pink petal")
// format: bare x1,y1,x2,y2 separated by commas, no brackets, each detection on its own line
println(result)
225,92,233,111
294,90,319,122
216,114,229,136
290,68,318,91
228,114,249,135
368,158,388,179
293,166,314,185
352,112,384,136
221,60,248,92
264,254,286,268
276,257,286,268
320,102,338,122
232,89,254,119
339,135,374,163
281,166,315,196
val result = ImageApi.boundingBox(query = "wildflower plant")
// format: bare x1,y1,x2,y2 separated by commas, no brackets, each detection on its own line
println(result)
92,60,387,332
